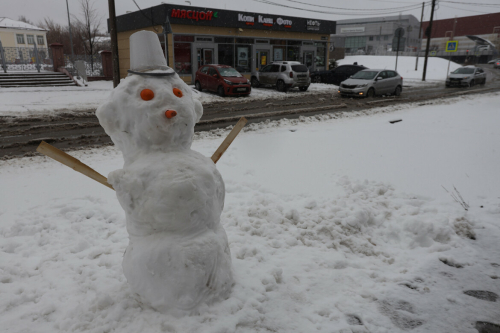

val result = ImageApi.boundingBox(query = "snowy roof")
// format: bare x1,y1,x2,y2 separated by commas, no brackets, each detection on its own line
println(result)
0,17,45,31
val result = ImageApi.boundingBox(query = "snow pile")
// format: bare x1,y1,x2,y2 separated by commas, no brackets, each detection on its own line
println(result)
1,92,500,332
338,55,462,81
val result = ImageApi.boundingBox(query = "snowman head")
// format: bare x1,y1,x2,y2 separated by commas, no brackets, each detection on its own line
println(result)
96,31,203,163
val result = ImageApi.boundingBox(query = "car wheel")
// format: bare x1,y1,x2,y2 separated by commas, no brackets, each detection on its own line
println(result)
480,78,486,85
195,81,202,92
276,80,288,92
218,85,225,97
394,85,402,96
251,77,260,88
366,88,375,98
469,80,475,88
312,76,322,83
299,86,309,92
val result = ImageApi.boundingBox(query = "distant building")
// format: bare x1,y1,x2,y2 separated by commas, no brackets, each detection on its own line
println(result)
421,12,500,63
332,15,421,55
0,17,48,62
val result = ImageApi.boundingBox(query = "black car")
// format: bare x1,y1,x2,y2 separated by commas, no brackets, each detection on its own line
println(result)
310,64,367,85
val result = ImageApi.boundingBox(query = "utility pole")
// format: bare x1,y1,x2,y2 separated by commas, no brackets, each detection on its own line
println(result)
415,2,425,71
422,0,436,81
65,0,75,64
108,0,120,87
446,17,457,77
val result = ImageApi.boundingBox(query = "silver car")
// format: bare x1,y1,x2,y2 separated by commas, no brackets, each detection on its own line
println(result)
446,66,486,87
251,61,311,92
338,69,403,98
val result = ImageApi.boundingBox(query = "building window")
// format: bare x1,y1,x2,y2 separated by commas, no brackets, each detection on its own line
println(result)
27,35,35,44
376,36,380,41
384,35,389,41
173,43,191,74
286,46,300,61
16,34,25,44
315,42,326,68
345,36,367,50
218,44,234,67
235,45,250,72
37,35,45,45
369,36,373,41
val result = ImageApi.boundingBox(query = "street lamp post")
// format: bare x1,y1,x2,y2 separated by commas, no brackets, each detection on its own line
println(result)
65,0,75,64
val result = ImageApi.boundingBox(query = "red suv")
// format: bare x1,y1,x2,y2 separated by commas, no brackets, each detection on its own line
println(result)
195,65,251,97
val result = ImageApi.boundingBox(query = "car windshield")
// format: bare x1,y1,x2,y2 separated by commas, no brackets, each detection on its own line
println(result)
218,67,242,77
291,65,308,72
452,68,475,74
351,71,379,80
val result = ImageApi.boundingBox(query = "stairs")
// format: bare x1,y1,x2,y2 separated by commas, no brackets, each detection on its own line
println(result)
0,72,77,88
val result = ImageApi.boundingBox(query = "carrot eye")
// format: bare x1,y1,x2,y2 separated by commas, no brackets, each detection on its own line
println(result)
173,88,183,98
140,89,154,101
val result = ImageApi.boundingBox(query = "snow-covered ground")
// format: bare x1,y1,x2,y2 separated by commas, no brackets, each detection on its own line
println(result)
1,92,499,332
339,55,461,81
0,55,455,116
0,80,335,116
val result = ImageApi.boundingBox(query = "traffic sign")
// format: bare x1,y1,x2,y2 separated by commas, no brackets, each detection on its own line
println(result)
445,41,458,52
430,51,437,56
394,27,405,38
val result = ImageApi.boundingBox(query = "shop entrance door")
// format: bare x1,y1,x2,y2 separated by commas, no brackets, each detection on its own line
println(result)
303,51,314,71
192,42,217,82
255,50,269,72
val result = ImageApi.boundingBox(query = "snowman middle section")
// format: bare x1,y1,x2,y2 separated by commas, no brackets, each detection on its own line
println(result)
109,150,233,314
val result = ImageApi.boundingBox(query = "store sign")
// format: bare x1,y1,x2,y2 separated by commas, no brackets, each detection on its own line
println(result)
171,9,215,21
238,14,255,25
258,15,273,27
340,27,365,33
307,20,320,31
276,17,292,28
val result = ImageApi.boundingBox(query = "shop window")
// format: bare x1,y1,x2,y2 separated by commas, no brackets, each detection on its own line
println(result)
286,46,300,61
236,38,254,44
273,47,285,61
315,42,326,69
287,40,301,46
235,45,250,72
270,39,286,45
37,36,45,45
174,35,194,42
27,35,35,44
215,37,234,43
16,34,25,44
218,44,234,67
174,43,192,74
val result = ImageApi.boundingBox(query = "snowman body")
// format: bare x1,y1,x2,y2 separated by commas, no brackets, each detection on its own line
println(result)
96,71,233,315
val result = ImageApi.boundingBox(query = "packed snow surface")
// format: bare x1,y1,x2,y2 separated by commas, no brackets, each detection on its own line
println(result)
1,92,500,332
96,47,233,314
338,55,461,81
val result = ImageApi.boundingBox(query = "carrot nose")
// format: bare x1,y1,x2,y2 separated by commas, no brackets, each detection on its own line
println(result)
165,110,177,119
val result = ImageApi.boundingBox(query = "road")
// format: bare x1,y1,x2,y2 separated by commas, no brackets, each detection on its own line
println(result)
1,65,499,159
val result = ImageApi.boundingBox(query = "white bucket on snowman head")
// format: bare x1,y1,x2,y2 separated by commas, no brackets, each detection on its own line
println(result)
128,30,175,76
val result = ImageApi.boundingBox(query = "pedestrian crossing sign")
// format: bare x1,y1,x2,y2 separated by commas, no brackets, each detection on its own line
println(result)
446,41,458,52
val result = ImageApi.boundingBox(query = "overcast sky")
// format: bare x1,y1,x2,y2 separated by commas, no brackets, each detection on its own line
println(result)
3,0,499,31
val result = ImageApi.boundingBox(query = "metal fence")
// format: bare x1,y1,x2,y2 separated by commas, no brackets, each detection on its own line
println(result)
64,54,103,77
0,45,53,72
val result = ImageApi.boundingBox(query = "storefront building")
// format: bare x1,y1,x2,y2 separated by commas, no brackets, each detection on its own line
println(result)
115,4,336,83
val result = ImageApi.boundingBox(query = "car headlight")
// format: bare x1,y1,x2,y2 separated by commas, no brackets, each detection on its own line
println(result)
357,84,368,88
224,79,233,85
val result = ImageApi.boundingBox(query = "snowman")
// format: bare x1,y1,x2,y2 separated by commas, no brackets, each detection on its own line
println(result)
96,31,233,315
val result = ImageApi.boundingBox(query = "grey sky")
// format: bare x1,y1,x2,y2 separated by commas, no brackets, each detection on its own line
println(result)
3,0,499,31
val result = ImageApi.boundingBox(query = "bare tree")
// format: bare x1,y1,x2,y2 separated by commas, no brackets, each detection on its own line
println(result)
18,15,35,26
74,0,102,71
38,18,86,55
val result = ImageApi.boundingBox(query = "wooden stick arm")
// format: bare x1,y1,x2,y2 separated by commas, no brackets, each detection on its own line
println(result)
211,117,248,164
36,141,114,190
